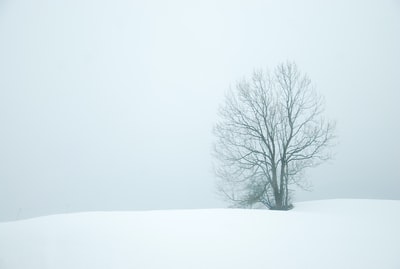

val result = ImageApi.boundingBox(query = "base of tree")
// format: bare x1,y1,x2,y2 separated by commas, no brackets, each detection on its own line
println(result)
269,204,294,211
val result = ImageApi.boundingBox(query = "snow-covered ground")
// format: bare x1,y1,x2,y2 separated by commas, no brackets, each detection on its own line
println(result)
0,199,399,269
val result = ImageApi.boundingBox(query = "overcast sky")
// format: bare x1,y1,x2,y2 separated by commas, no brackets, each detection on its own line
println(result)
0,0,399,221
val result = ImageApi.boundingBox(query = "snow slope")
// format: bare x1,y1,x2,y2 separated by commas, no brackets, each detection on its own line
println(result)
0,199,399,269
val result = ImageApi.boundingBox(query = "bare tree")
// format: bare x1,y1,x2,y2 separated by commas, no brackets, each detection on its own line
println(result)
213,62,335,210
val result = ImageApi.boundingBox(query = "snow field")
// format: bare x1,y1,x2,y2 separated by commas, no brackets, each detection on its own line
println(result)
0,199,399,269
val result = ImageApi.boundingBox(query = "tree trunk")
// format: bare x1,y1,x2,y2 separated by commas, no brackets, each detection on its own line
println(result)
274,191,283,209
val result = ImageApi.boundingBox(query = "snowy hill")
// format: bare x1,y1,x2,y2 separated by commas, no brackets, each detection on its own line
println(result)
0,199,399,269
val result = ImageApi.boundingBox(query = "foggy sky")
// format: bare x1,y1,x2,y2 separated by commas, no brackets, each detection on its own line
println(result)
0,0,399,221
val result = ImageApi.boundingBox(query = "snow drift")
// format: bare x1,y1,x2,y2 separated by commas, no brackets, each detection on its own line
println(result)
0,199,399,269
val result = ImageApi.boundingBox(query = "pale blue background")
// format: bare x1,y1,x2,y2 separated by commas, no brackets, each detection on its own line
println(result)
0,0,399,220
